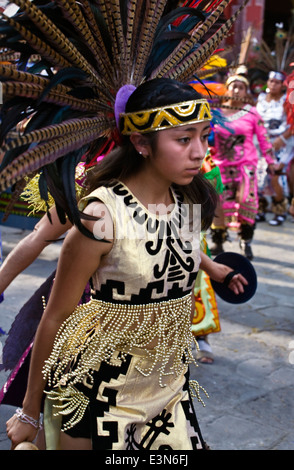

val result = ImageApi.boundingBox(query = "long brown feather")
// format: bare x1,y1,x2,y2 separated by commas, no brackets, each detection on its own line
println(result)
133,0,168,84
95,0,121,75
3,117,107,152
1,179,27,223
151,0,232,79
79,0,114,78
167,0,249,82
11,0,102,86
123,0,145,82
55,0,102,59
2,82,103,112
0,126,111,191
55,0,112,83
0,12,71,70
238,25,252,65
256,40,276,70
0,64,50,88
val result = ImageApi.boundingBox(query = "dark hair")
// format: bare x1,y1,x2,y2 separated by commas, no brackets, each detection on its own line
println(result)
124,78,197,113
85,78,218,230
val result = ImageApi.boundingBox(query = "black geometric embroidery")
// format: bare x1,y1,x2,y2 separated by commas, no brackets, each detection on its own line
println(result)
142,410,175,448
218,134,246,161
125,409,175,450
66,362,204,450
115,183,195,290
125,423,140,450
93,275,198,304
179,369,205,450
92,183,199,304
180,400,203,450
94,279,126,300
87,354,132,450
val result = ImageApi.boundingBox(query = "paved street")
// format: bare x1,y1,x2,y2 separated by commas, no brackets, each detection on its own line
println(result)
0,214,293,451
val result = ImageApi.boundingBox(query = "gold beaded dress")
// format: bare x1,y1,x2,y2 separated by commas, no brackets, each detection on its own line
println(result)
43,181,207,450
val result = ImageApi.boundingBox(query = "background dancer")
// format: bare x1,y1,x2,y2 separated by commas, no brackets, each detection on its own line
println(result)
209,74,275,259
256,71,294,226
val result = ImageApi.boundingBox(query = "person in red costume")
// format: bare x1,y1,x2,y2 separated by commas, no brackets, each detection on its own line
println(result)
283,68,294,219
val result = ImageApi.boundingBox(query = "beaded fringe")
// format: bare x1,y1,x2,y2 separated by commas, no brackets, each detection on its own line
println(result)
189,380,209,407
43,295,208,431
46,385,90,432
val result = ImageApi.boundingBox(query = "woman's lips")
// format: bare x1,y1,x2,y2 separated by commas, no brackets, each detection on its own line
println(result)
185,167,200,175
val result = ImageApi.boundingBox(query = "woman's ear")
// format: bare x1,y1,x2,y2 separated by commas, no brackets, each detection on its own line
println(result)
129,132,151,157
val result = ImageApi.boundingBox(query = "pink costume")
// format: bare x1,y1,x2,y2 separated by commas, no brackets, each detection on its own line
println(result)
212,104,275,229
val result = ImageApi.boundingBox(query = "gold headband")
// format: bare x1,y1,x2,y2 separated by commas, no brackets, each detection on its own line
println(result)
120,99,212,135
226,75,249,88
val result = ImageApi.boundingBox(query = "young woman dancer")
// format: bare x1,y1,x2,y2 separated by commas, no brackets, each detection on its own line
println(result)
6,78,247,450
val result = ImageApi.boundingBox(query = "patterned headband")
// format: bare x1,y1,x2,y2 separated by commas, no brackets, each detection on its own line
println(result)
120,99,212,135
268,71,285,82
226,75,249,88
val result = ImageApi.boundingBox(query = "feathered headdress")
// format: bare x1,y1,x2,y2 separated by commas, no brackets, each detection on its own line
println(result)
0,0,248,232
203,26,254,108
248,12,294,78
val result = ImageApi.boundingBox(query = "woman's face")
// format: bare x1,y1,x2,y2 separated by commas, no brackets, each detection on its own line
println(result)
147,121,211,186
227,80,247,100
267,77,284,96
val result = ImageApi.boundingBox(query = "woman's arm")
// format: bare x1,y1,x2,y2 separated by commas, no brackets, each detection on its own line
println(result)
272,127,292,153
253,109,275,167
6,201,113,448
0,207,72,295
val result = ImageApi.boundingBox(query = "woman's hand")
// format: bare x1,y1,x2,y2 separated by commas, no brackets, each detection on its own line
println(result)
224,269,248,295
199,252,248,295
6,413,39,450
210,262,248,295
273,162,285,175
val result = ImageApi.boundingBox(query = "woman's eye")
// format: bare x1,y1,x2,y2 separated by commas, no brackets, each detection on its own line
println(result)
178,137,190,143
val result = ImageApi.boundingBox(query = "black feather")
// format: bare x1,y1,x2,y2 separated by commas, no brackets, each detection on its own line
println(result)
153,6,206,43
